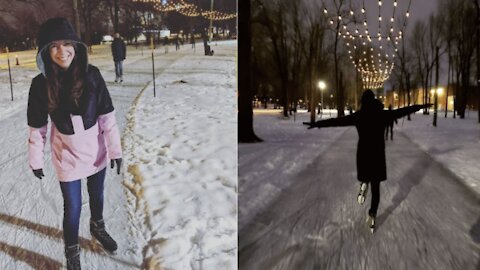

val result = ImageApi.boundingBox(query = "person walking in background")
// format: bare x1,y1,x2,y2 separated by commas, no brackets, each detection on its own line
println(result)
175,35,180,51
385,105,398,140
202,28,209,55
163,36,169,54
190,32,196,50
111,32,126,83
28,17,123,270
304,90,430,233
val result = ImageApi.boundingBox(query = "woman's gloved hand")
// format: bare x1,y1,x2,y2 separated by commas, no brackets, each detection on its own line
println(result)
33,169,45,179
110,158,122,175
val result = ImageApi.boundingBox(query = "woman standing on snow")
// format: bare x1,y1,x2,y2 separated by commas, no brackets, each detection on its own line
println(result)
304,90,429,233
27,18,122,270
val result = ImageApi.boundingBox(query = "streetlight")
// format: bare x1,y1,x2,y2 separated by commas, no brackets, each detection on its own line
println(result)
318,80,326,116
436,87,444,95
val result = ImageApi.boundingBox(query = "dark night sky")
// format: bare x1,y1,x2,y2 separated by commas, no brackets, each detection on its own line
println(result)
363,0,437,36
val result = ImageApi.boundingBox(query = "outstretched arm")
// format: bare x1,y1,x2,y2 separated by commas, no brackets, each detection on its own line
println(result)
304,113,357,129
391,104,432,120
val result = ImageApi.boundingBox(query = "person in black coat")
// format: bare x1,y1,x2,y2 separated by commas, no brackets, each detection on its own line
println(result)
175,35,180,51
385,104,398,140
111,33,126,83
304,89,430,232
190,32,196,49
163,36,169,54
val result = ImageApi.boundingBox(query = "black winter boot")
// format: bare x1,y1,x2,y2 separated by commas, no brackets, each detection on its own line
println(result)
90,219,118,253
65,244,81,270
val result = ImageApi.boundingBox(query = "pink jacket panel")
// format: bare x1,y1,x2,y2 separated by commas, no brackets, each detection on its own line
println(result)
98,111,122,160
28,111,122,182
28,125,48,170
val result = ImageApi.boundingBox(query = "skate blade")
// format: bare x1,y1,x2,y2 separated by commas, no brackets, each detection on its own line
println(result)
370,228,375,234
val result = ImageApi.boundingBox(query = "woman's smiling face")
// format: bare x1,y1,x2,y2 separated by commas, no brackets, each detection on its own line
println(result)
49,40,75,70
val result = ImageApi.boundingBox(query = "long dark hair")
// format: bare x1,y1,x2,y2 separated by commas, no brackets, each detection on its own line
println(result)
43,44,86,113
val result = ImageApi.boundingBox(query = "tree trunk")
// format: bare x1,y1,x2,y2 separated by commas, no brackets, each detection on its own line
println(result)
281,78,289,117
433,46,439,126
72,0,81,37
424,69,429,114
461,61,471,119
114,0,119,33
334,22,344,117
406,72,411,120
309,61,316,123
455,66,460,118
238,0,261,142
475,0,480,123
445,46,451,118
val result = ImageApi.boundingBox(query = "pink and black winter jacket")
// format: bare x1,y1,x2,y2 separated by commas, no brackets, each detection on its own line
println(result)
28,18,122,182
27,65,123,182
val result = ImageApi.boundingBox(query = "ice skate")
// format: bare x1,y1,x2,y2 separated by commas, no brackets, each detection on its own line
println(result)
366,214,376,233
65,244,81,270
357,182,368,205
90,219,118,254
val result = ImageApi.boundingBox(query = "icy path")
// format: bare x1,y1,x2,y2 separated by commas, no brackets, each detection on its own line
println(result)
0,44,194,269
239,113,479,270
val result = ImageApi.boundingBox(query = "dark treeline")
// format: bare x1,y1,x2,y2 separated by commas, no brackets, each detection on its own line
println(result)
250,0,361,120
0,0,236,51
391,0,480,120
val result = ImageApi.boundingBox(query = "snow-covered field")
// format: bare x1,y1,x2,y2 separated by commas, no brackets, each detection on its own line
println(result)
0,41,237,269
397,111,480,196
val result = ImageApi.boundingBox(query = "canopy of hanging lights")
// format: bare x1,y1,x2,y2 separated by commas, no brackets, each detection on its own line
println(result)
132,0,237,21
323,0,412,89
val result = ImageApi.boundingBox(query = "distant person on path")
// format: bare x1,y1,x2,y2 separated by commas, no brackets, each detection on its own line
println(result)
190,32,196,50
175,35,180,51
111,32,126,83
304,90,430,233
28,17,122,270
202,29,213,56
385,105,398,140
163,36,169,54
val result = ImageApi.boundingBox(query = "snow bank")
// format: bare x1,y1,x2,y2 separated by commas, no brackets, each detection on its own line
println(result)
122,43,237,269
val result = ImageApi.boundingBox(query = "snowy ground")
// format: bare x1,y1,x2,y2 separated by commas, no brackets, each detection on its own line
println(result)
239,109,480,270
0,41,237,269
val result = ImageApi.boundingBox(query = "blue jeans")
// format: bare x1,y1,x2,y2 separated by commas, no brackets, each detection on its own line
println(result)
60,168,106,246
114,61,123,79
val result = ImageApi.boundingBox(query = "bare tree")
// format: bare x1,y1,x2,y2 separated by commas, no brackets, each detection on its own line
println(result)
473,0,480,122
452,0,476,118
239,0,262,143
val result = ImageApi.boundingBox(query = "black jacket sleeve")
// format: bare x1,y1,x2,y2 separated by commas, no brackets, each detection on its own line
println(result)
392,104,432,120
313,113,358,128
27,75,48,128
93,67,114,115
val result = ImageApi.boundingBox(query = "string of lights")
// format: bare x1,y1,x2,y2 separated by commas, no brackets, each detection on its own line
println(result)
322,0,411,89
153,1,192,12
132,0,237,21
